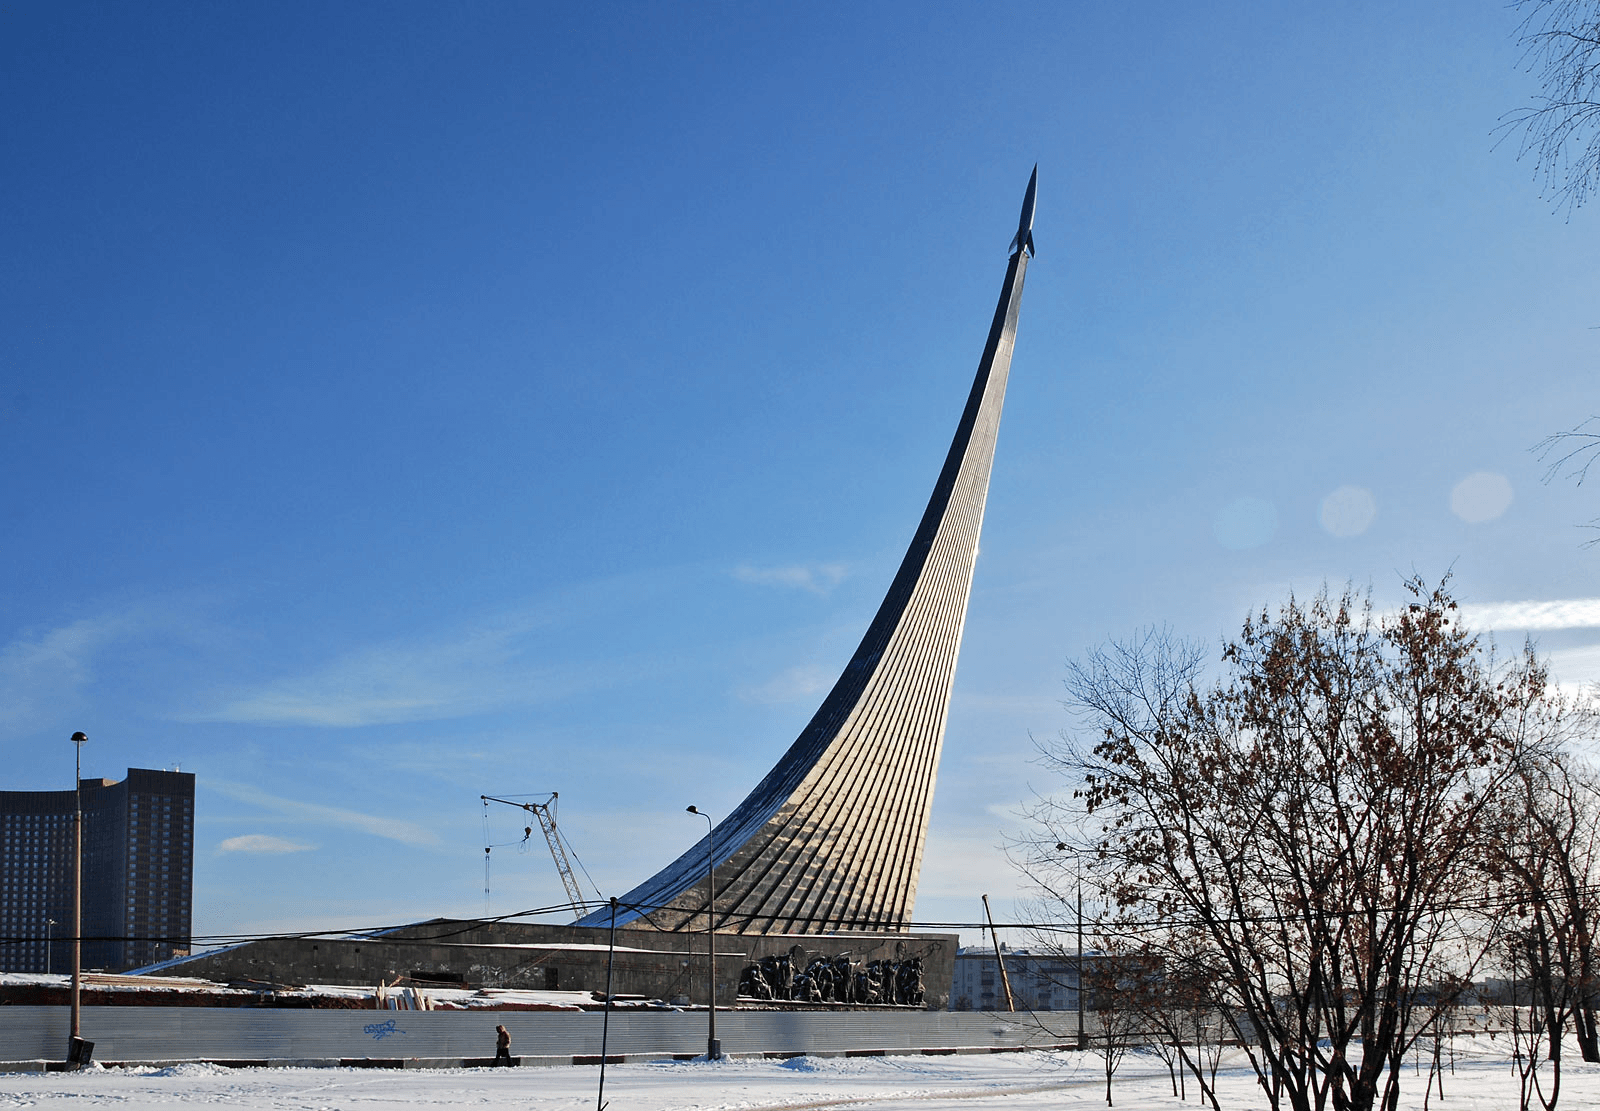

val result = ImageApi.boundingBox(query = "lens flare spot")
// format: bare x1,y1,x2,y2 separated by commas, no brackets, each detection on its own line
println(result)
1450,472,1513,523
1319,485,1377,538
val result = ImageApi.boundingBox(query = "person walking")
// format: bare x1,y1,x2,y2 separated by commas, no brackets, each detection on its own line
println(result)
494,1024,512,1066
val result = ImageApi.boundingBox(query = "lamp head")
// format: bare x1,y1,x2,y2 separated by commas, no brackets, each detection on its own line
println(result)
686,805,699,815
1055,842,1067,851
70,732,87,743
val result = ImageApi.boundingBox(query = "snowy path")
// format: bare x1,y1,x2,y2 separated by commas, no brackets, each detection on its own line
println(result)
1,1043,1597,1110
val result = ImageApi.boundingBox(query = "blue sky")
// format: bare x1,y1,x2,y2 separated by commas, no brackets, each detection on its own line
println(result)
3,2,1596,949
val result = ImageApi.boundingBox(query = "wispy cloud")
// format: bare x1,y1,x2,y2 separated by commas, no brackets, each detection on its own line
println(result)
736,665,835,704
1463,598,1600,632
217,834,314,854
0,604,157,729
916,828,1022,899
1544,644,1600,699
734,563,848,595
187,565,705,728
190,618,557,727
208,779,439,847
950,691,1064,716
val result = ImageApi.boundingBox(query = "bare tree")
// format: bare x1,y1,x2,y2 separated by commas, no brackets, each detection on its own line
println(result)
1086,959,1140,1108
1501,0,1600,215
1021,889,1233,1111
1536,418,1600,542
1487,750,1600,1065
1499,4,1600,535
1026,580,1562,1111
1537,417,1600,487
1502,932,1567,1111
1109,943,1230,1111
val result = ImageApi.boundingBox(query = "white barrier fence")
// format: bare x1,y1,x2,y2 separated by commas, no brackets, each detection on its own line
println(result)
1,1007,1092,1066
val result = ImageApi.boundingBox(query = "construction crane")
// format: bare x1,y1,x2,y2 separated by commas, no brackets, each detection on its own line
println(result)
480,792,597,920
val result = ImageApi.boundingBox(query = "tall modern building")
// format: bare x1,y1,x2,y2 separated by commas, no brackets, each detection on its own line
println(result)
579,168,1039,936
0,768,195,973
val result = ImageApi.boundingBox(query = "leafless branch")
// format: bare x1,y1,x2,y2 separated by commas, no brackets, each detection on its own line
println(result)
1535,415,1600,486
1497,1,1600,215
1533,415,1600,545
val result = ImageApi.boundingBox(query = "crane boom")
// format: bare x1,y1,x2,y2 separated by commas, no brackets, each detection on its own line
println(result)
531,797,584,917
481,792,590,920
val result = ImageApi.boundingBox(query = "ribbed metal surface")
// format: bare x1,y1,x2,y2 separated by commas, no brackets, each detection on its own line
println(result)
0,1006,1086,1062
583,197,1032,936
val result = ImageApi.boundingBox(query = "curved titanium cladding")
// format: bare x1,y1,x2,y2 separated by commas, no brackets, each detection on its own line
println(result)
581,173,1035,935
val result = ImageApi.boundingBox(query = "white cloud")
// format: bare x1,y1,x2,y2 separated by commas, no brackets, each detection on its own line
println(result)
0,607,148,729
1450,472,1514,523
1545,644,1600,691
1464,598,1600,632
1456,599,1600,708
950,691,1063,716
1319,485,1376,538
187,567,699,728
208,779,439,847
736,665,835,704
915,827,1025,899
734,563,848,595
217,834,314,854
190,619,556,727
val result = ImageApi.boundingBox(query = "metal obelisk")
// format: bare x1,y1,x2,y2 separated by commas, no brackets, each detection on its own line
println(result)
584,168,1036,935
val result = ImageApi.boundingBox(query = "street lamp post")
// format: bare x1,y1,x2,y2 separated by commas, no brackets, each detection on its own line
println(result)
1076,869,1086,1050
45,918,55,976
685,805,720,1060
70,731,87,1056
1057,843,1086,1050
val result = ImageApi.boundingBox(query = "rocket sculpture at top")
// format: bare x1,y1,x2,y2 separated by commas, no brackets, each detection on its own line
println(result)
581,168,1037,935
1010,164,1037,259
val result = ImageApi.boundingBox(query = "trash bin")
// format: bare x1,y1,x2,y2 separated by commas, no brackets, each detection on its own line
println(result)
67,1037,94,1068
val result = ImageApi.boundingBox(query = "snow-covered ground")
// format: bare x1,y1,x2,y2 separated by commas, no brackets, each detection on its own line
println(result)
2,1040,1597,1110
0,971,605,1010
